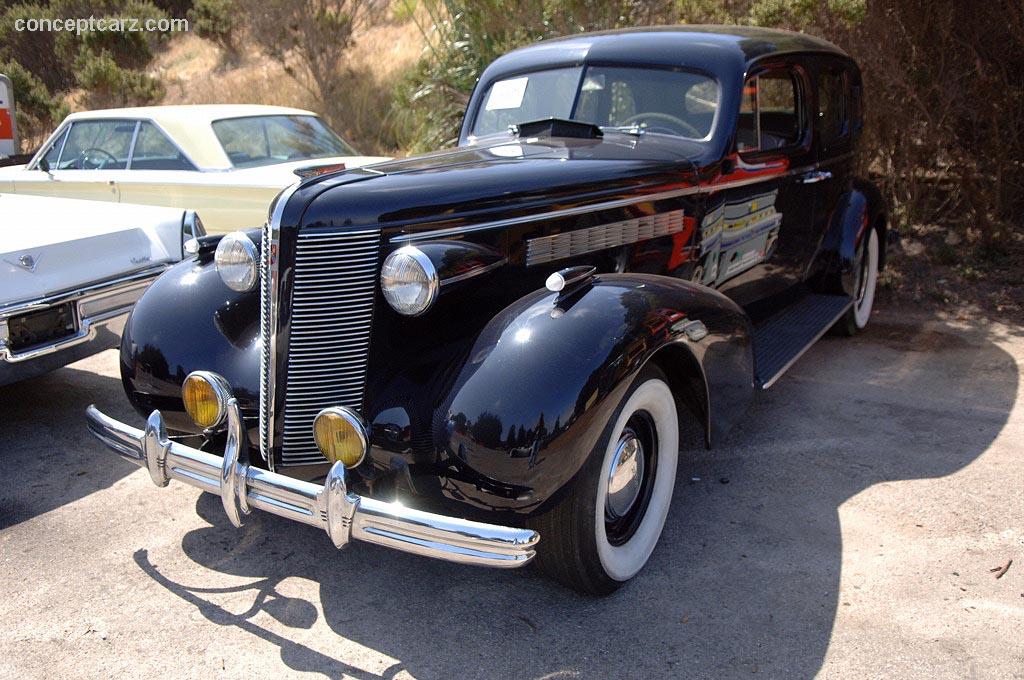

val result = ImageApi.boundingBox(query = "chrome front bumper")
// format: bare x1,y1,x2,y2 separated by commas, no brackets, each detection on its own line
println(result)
85,400,539,568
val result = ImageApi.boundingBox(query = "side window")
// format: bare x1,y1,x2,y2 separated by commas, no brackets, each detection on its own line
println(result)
39,126,68,168
850,81,863,133
818,69,847,143
736,68,804,153
131,121,195,170
59,120,136,170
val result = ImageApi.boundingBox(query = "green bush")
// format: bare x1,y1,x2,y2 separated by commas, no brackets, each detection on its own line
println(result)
73,47,164,108
188,0,236,53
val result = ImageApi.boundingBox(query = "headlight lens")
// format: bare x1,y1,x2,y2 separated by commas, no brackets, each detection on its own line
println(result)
182,371,231,429
380,246,438,316
313,406,368,468
214,231,259,292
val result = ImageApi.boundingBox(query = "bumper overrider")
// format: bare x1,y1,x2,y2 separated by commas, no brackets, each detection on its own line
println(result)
85,400,539,568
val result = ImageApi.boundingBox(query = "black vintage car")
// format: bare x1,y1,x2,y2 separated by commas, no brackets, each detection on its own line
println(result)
87,26,886,594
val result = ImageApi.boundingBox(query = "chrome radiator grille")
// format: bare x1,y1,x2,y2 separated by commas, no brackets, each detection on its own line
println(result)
280,228,381,465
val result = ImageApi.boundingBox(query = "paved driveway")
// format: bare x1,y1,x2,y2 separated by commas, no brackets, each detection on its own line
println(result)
1,309,1022,679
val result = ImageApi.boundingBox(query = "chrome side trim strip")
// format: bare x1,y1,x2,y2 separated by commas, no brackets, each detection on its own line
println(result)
0,264,169,318
1,270,164,363
86,402,539,568
439,258,507,287
390,185,702,244
389,152,856,245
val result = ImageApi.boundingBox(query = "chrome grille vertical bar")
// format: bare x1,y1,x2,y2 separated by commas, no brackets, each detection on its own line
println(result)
281,228,380,466
259,184,300,471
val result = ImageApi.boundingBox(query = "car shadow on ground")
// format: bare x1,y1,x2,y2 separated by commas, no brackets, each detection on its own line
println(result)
0,363,137,530
133,312,1019,678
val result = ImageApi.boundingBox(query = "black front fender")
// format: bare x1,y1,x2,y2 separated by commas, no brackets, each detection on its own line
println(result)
120,255,261,437
436,274,753,515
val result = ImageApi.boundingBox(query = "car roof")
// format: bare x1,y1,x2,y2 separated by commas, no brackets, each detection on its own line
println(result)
463,25,849,148
64,104,318,124
61,105,322,170
536,25,846,62
479,25,846,84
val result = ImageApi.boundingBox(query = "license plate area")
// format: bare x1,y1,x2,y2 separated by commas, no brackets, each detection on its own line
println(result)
7,303,77,352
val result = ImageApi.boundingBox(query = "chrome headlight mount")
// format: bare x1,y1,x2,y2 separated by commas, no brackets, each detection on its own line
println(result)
215,231,259,292
380,245,439,316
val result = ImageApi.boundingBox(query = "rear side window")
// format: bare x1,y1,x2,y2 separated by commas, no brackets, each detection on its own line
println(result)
818,69,847,143
736,69,804,153
130,121,196,170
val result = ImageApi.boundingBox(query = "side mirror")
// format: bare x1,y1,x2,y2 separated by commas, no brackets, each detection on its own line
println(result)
38,157,51,174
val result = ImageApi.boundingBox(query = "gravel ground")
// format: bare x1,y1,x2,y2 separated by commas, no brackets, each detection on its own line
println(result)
1,307,1022,679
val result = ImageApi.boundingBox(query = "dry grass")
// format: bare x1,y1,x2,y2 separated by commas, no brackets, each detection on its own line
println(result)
149,18,424,155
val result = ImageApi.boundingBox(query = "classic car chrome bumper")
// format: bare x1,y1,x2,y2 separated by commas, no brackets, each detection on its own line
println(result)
85,400,539,568
1,266,166,384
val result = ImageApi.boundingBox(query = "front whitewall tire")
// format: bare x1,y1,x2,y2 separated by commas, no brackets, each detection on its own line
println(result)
594,378,679,581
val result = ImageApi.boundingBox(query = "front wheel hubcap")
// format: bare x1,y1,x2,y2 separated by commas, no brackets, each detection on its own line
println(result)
606,429,645,520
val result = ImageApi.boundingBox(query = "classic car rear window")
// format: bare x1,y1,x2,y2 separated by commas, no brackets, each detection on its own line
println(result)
472,66,719,140
212,115,357,168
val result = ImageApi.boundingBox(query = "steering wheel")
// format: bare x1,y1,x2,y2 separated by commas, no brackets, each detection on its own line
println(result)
77,147,119,170
622,112,702,139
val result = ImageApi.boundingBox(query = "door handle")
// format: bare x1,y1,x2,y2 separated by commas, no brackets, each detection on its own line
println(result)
798,170,832,184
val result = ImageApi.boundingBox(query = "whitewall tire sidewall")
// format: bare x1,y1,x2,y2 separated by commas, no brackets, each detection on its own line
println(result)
594,378,679,582
854,228,879,329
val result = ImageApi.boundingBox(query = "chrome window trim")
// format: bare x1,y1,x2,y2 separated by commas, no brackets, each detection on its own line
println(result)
28,122,69,170
32,116,202,172
124,120,141,169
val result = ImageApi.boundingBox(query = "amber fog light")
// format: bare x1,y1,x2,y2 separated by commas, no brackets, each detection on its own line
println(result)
182,371,232,429
313,406,368,468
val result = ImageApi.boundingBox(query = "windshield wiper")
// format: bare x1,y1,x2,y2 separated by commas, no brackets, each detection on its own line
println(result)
599,124,646,136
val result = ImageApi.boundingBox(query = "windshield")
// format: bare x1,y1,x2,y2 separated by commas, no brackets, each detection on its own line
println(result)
472,65,719,140
211,115,357,168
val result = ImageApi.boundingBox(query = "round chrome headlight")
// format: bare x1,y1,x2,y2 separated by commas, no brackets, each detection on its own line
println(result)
380,246,438,316
214,231,259,292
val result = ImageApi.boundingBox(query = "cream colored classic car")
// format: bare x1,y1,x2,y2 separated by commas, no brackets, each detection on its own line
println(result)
0,105,389,233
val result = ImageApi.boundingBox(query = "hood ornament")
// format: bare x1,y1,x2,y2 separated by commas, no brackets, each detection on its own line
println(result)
5,252,41,272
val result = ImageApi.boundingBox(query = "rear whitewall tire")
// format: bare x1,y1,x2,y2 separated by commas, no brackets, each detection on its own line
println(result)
852,227,879,329
835,226,880,336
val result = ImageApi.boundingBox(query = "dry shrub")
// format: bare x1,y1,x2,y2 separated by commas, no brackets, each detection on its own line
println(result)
839,0,1024,244
152,18,421,155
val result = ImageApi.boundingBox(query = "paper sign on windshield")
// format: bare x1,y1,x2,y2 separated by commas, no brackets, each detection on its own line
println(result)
485,77,529,111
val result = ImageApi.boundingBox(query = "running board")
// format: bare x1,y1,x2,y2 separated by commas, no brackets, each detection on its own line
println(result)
753,294,853,389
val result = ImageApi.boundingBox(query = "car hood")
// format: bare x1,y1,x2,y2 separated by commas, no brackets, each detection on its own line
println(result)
223,155,391,187
0,193,184,307
296,133,712,232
